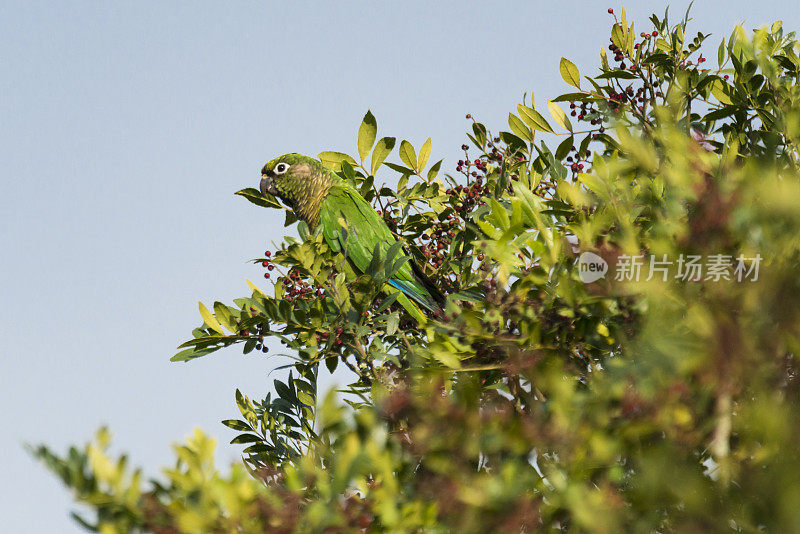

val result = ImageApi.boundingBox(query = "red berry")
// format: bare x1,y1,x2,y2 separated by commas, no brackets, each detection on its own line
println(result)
651,31,658,37
608,8,613,13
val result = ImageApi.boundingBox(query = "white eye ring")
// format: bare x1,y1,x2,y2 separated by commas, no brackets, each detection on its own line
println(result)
274,162,290,175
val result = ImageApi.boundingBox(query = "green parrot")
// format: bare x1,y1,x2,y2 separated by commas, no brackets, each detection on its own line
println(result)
260,153,445,322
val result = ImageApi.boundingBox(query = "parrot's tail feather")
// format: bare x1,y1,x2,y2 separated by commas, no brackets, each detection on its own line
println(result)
409,259,446,309
388,278,443,314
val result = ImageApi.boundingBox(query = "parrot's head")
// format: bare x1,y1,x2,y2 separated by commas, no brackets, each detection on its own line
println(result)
260,153,327,202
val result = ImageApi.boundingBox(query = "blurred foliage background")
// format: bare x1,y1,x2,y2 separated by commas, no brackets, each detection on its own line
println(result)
31,6,800,532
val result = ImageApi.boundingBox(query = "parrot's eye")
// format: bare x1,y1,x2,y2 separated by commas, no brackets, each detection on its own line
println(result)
274,163,290,175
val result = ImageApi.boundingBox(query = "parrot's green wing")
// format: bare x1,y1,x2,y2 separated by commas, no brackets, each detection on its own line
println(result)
319,184,442,317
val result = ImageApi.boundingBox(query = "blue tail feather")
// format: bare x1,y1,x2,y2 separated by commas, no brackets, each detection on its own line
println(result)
387,279,439,312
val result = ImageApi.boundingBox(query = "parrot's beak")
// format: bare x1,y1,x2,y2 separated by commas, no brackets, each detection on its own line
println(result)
260,173,278,197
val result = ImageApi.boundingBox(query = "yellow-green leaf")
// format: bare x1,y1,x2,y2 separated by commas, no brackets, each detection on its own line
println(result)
213,301,236,333
317,151,357,171
600,46,609,70
517,104,554,134
357,110,377,162
508,112,533,142
546,100,572,132
199,301,224,335
559,57,581,89
370,136,395,176
399,140,417,170
246,279,268,299
418,137,432,171
710,79,734,105
611,23,625,50
626,22,635,57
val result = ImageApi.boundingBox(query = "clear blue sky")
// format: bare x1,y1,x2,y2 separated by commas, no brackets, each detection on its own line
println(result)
2,1,797,531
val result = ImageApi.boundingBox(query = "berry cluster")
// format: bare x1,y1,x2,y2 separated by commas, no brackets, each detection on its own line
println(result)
446,177,487,217
420,214,459,269
253,323,268,353
607,31,657,72
569,100,606,131
314,327,344,347
281,267,324,301
565,145,591,173
451,144,492,216
378,210,398,232
261,250,275,279
260,250,325,303
607,83,662,113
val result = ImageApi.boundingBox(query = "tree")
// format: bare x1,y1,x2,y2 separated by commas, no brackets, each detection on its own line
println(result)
31,7,800,532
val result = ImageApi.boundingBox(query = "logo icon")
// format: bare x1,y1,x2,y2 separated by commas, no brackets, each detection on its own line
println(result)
578,251,608,283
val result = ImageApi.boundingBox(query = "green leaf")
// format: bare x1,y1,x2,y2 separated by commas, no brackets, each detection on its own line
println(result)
199,302,224,335
426,160,443,181
595,70,638,80
399,140,418,170
235,188,282,210
375,293,399,314
213,302,236,333
472,123,487,147
559,57,581,89
221,419,252,431
357,110,377,162
386,312,399,335
326,355,338,373
274,380,297,403
710,79,734,106
170,346,221,362
579,172,610,202
555,135,574,160
370,137,396,176
317,151,357,171
704,106,739,122
551,92,594,103
626,21,635,57
517,104,554,134
546,99,572,132
230,434,263,444
235,389,253,419
508,113,533,142
417,138,432,171
611,23,625,51
384,162,414,176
